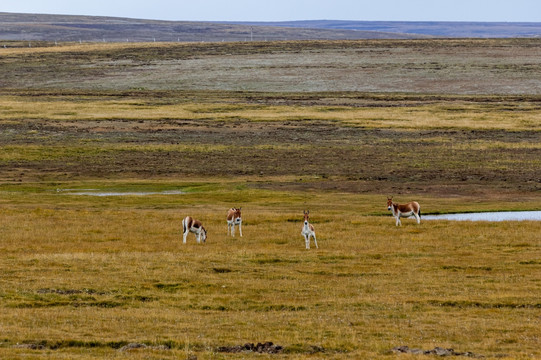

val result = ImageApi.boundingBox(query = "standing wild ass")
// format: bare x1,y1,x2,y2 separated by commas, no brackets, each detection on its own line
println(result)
301,210,318,249
226,207,242,237
182,216,207,244
387,197,421,226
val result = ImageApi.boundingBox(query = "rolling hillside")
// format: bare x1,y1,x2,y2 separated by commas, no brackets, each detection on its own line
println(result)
2,13,541,44
228,20,541,38
0,12,427,42
2,13,540,43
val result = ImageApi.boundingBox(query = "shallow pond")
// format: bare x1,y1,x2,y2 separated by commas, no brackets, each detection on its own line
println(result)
58,189,185,196
423,211,541,222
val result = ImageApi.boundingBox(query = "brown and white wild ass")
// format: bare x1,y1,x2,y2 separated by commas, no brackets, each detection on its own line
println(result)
182,216,207,244
301,210,318,249
226,207,242,237
387,197,421,226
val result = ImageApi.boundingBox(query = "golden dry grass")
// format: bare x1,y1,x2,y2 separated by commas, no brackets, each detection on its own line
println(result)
0,184,540,359
0,41,172,56
1,95,540,130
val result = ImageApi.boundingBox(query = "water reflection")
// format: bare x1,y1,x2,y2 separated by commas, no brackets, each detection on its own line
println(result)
423,211,541,222
58,189,184,196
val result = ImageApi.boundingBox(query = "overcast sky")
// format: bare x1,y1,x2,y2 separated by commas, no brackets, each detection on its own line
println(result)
2,0,540,22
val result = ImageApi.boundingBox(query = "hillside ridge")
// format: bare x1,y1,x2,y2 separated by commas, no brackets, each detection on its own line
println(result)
224,20,541,38
0,12,426,42
3,12,541,42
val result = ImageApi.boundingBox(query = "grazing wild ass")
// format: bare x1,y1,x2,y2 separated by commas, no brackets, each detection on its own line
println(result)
182,216,207,244
387,197,421,226
301,210,318,249
226,207,242,237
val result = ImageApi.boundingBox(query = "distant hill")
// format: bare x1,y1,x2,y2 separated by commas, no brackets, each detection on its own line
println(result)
226,20,541,38
1,13,540,43
0,13,428,42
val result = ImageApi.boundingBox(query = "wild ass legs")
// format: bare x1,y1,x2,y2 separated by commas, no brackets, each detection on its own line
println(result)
226,207,242,237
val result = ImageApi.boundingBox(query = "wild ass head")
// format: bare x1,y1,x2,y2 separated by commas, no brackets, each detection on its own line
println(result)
201,227,207,243
387,197,394,211
303,210,310,226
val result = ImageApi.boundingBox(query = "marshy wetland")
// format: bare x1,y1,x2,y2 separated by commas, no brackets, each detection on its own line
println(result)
0,39,540,359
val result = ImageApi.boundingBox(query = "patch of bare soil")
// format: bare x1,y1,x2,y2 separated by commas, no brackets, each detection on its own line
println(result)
37,288,106,295
118,343,170,352
216,342,283,354
391,345,490,358
12,343,46,350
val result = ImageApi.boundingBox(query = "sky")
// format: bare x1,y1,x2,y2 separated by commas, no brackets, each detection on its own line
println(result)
2,0,540,22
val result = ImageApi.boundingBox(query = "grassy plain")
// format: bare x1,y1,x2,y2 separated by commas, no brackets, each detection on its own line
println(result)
1,184,540,359
0,40,540,359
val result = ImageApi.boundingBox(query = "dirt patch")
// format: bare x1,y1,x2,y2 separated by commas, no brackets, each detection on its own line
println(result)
217,342,283,354
118,343,170,352
13,343,47,350
37,288,105,295
391,346,486,358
